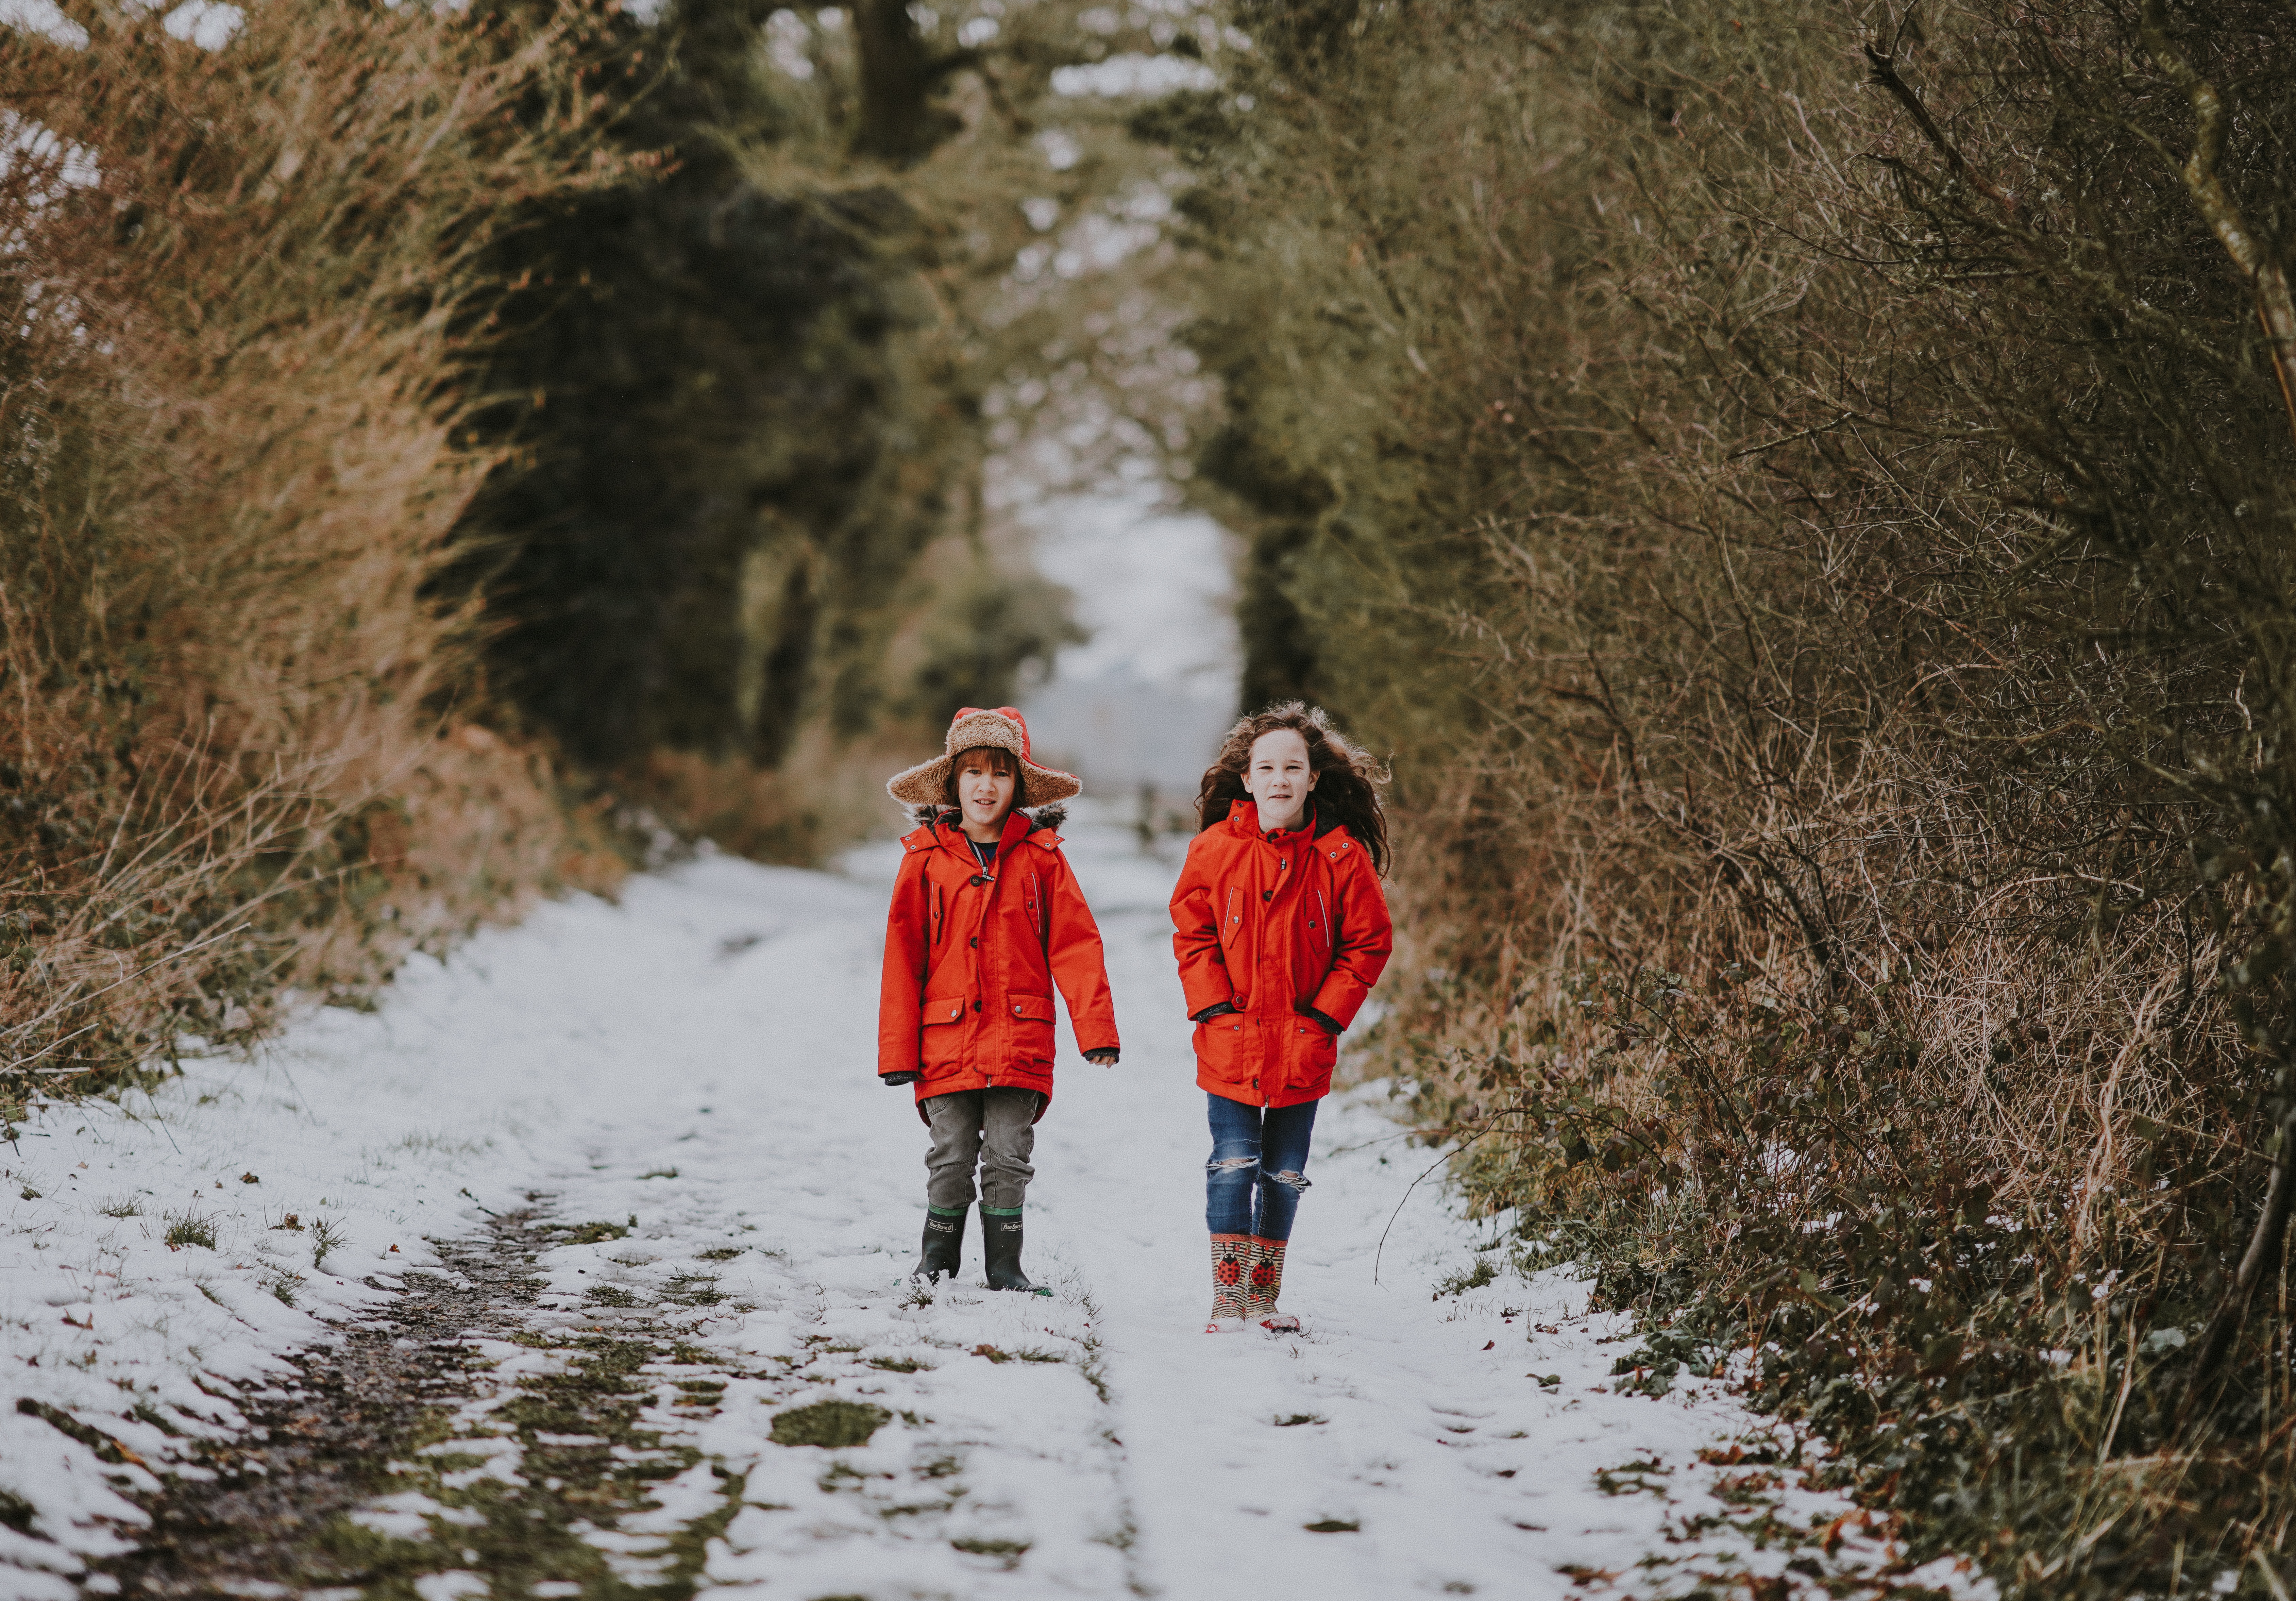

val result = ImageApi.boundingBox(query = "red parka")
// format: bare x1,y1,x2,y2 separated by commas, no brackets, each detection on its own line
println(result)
878,808,1119,1120
1170,799,1394,1109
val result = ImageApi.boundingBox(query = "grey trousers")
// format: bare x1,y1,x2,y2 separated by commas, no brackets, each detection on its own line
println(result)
923,1087,1044,1212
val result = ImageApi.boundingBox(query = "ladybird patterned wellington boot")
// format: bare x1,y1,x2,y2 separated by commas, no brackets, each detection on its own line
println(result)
1207,1233,1250,1332
1247,1237,1301,1333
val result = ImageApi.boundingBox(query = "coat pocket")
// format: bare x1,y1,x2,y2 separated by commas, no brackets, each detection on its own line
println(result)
1194,1010,1253,1086
1005,992,1056,1066
921,991,967,1067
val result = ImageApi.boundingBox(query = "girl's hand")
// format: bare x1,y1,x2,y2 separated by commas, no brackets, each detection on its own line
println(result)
1084,1049,1119,1067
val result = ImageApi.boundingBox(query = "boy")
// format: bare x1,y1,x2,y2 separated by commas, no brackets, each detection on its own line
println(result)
879,706,1119,1292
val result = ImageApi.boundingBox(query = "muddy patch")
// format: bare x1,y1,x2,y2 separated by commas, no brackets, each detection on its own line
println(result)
88,1204,747,1600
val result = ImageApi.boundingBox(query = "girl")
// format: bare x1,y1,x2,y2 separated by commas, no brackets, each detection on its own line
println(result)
1170,702,1393,1333
879,706,1120,1294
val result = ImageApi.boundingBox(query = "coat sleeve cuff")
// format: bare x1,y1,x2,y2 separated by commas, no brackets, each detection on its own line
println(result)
1309,978,1368,1029
1180,976,1236,1015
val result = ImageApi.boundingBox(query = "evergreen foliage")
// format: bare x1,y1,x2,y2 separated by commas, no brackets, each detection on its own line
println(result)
450,0,1169,843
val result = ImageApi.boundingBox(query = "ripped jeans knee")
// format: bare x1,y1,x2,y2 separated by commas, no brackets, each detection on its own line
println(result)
1205,1093,1320,1241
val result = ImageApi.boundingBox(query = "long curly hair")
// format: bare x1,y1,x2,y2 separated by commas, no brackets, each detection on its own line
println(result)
1195,702,1389,873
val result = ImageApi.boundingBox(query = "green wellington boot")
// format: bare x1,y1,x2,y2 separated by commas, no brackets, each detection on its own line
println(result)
982,1206,1051,1294
914,1204,967,1282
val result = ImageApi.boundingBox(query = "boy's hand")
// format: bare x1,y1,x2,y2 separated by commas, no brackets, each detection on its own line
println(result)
880,1071,922,1086
1084,1049,1119,1067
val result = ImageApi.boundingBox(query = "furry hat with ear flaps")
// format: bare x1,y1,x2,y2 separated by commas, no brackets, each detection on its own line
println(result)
886,706,1083,808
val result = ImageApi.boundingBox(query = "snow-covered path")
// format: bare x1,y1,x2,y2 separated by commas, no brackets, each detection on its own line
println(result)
0,815,1983,1599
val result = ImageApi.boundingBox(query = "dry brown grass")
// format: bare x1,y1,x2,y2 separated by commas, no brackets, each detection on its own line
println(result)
0,0,631,1099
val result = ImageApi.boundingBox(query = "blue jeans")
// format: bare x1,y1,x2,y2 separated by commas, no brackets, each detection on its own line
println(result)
1205,1093,1319,1241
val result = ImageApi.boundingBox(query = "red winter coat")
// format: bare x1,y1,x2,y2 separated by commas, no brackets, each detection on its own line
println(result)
1170,799,1394,1109
878,808,1119,1120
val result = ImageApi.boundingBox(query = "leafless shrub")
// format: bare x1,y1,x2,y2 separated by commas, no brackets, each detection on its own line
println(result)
0,0,630,1100
1181,0,2296,1585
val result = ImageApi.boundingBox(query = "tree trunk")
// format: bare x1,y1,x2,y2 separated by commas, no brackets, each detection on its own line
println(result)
851,0,960,164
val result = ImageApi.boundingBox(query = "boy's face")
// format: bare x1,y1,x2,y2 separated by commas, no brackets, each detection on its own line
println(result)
956,751,1018,833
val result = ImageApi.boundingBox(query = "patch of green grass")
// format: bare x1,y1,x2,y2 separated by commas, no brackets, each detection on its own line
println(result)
696,1246,743,1261
662,1273,722,1307
164,1210,217,1250
309,1216,345,1271
639,1167,678,1180
1434,1259,1498,1297
868,1356,930,1372
950,1536,1031,1568
560,1220,628,1244
98,1196,140,1218
1275,1413,1326,1427
1304,1518,1360,1533
670,1379,725,1410
129,1402,184,1438
586,1284,639,1307
0,1486,34,1535
769,1400,891,1449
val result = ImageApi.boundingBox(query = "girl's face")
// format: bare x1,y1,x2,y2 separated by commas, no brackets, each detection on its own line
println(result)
1243,728,1316,829
956,749,1018,835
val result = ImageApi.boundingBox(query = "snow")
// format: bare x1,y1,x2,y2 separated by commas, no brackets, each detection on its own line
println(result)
1049,54,1218,98
1016,488,1239,795
0,810,1991,1598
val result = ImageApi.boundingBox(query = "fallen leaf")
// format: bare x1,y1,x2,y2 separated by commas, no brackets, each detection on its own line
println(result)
1482,1340,1495,1350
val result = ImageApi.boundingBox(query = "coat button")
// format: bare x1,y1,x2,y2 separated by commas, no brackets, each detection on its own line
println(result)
1014,1005,1022,1013
970,937,978,947
1262,890,1272,901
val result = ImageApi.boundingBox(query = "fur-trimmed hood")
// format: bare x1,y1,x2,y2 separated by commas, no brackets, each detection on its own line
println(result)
885,706,1082,807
